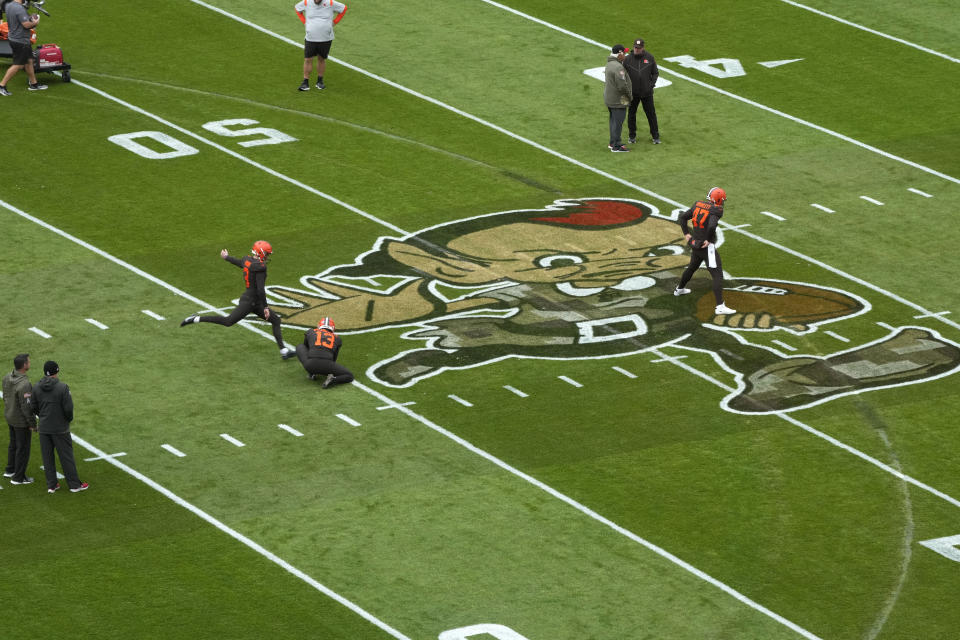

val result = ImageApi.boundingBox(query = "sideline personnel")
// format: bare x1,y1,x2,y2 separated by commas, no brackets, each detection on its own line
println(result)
32,361,88,493
295,0,347,91
0,0,47,95
3,353,37,485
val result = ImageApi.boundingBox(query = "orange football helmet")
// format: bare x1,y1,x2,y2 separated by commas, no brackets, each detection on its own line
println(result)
707,187,727,206
318,317,335,331
251,240,273,262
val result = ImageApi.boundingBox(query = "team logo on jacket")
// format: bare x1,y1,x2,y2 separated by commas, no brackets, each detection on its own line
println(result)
263,198,960,413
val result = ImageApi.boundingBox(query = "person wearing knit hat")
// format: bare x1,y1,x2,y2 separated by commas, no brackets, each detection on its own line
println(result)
31,360,88,493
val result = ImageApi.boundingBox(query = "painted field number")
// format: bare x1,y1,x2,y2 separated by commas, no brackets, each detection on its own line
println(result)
109,118,296,159
440,624,530,640
919,534,960,562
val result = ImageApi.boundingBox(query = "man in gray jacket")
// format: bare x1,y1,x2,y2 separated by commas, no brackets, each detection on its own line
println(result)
3,353,37,485
603,44,633,152
31,361,88,493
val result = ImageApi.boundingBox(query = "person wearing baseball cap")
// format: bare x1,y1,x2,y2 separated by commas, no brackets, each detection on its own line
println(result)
622,37,661,144
31,360,88,493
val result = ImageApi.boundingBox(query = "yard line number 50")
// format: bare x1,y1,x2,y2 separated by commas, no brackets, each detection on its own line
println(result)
107,119,296,159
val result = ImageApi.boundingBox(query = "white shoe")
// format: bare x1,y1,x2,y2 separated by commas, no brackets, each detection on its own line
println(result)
674,287,691,296
714,303,736,315
280,347,295,360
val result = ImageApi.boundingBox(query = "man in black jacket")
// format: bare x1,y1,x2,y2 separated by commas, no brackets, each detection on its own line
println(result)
622,38,660,145
31,361,88,493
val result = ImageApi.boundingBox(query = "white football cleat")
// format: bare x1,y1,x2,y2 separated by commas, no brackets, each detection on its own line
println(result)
280,347,295,360
674,287,691,296
714,303,736,315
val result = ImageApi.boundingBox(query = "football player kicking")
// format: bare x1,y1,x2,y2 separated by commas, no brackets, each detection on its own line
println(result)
180,241,295,360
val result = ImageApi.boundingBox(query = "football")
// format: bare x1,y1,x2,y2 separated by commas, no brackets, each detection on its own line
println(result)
694,279,865,324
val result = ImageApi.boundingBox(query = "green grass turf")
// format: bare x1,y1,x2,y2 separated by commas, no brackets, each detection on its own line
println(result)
3,0,960,638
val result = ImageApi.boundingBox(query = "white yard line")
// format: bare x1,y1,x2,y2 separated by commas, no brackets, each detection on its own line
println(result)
71,435,412,640
776,0,960,64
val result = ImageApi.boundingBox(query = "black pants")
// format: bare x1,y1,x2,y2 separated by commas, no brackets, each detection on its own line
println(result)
39,431,82,490
628,94,659,140
608,106,627,146
6,424,32,480
295,344,354,386
199,293,285,349
678,247,725,305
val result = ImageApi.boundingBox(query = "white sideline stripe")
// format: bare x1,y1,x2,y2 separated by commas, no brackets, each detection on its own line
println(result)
336,413,361,427
86,318,109,330
29,327,51,339
652,347,960,512
777,0,960,64
612,366,638,379
558,375,583,388
824,330,851,343
220,433,246,447
71,435,412,640
860,196,884,206
142,309,166,320
760,211,786,221
908,188,933,198
278,423,304,437
161,444,187,458
5,198,818,639
448,394,474,407
84,452,127,462
810,204,835,213
503,385,528,397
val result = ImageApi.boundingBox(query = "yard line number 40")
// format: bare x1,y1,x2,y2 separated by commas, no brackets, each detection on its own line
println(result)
107,119,295,159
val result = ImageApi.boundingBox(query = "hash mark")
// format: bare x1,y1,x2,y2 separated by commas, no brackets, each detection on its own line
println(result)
760,211,785,221
220,433,245,447
278,423,304,437
142,310,166,320
771,339,798,352
336,413,361,427
29,327,52,339
558,375,583,388
448,394,474,407
161,444,186,457
503,385,528,397
811,203,835,213
86,318,109,330
907,187,933,198
859,196,884,206
612,366,637,378
824,330,850,343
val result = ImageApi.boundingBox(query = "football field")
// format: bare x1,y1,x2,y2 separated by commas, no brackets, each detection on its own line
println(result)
2,1,959,638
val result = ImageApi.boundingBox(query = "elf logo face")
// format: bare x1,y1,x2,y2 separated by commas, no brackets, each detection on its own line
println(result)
263,198,960,412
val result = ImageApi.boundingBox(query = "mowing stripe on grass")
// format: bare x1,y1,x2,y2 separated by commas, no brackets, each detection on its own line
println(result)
6,196,817,638
71,435,413,640
776,0,960,64
476,0,960,185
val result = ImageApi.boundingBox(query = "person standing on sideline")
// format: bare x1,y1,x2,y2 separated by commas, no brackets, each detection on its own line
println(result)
674,187,736,315
180,241,295,360
31,361,88,494
295,317,355,389
295,0,347,91
3,353,37,485
0,0,47,96
622,38,660,144
604,44,632,153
